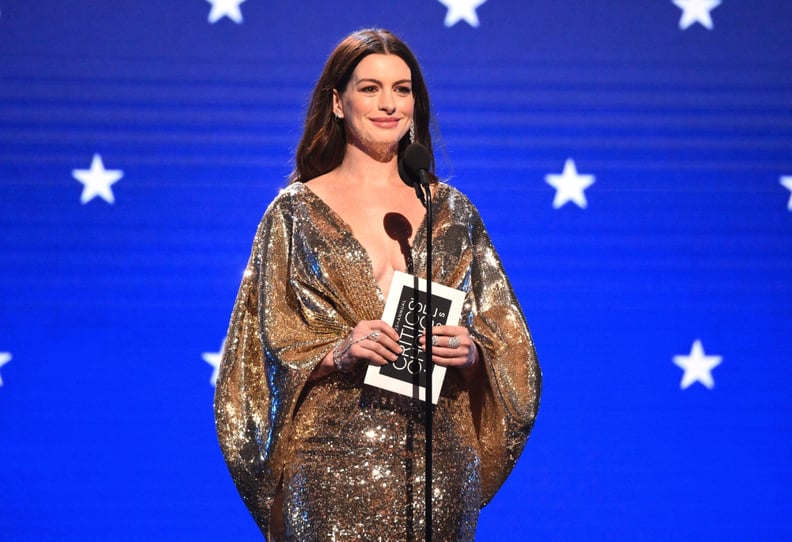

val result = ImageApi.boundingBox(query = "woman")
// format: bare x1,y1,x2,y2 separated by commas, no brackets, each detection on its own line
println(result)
215,28,541,541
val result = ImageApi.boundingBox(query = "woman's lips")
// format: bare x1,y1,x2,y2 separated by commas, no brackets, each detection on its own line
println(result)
370,117,400,128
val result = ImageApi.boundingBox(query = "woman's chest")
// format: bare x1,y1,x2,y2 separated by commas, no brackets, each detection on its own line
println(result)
343,205,424,294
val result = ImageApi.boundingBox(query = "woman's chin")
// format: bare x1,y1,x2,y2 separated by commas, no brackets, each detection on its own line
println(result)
352,138,402,162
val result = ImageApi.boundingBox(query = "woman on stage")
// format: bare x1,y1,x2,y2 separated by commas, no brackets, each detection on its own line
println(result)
215,28,541,541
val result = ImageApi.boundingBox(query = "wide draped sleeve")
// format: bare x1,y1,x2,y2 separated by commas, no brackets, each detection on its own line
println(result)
419,185,542,505
212,220,271,532
213,183,384,534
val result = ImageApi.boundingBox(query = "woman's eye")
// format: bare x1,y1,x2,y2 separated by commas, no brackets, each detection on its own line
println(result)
360,85,378,93
395,86,412,96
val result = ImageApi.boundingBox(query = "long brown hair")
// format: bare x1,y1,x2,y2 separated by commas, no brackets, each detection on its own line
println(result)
289,28,434,183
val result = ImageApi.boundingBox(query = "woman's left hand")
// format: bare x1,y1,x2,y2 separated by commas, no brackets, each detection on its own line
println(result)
419,325,478,369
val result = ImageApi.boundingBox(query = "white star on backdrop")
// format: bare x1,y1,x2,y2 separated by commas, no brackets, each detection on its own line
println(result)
0,352,12,387
780,176,792,211
437,0,488,27
72,154,124,205
202,343,224,386
672,0,721,30
207,0,246,24
673,339,722,390
545,159,596,209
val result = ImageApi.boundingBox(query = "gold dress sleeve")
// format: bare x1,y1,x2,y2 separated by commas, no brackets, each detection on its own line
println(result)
213,183,384,535
212,195,284,535
414,185,543,504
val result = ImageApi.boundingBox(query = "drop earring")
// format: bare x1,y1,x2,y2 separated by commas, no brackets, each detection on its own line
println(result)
409,120,416,143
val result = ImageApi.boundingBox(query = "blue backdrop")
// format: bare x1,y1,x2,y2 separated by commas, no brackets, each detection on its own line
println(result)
2,1,791,540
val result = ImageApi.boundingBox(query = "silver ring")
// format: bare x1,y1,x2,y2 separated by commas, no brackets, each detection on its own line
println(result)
448,336,460,349
431,335,439,346
368,329,380,342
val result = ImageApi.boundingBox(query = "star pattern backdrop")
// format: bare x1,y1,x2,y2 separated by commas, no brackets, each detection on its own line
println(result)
1,0,791,540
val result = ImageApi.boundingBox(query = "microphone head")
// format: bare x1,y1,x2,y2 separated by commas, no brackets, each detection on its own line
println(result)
398,153,417,188
398,143,431,206
402,143,432,183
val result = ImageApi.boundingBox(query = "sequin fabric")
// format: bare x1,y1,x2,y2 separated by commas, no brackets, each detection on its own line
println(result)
214,182,541,541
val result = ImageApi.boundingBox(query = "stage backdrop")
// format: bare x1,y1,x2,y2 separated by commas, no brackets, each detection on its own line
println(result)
1,1,791,540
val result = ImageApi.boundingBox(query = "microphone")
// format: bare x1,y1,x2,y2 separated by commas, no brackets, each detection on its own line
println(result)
399,143,432,206
402,143,432,187
400,141,436,536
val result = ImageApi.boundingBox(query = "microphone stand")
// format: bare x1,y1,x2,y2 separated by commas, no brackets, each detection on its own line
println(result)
420,179,433,542
400,143,435,541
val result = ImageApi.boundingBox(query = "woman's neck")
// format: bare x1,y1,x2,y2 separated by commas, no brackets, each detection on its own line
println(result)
336,143,403,187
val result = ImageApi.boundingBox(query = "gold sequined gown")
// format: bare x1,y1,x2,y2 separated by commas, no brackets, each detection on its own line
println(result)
215,182,541,541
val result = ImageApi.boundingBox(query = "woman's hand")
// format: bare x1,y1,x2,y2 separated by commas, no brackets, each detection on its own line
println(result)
338,320,401,369
311,320,401,380
419,325,479,370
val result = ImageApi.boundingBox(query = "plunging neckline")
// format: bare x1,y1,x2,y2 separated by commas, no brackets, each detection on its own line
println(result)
295,181,438,302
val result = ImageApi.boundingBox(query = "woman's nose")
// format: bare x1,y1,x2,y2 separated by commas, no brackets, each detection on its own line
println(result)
378,92,396,114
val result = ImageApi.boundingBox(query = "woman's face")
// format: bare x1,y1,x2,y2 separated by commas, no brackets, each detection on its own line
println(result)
333,53,414,160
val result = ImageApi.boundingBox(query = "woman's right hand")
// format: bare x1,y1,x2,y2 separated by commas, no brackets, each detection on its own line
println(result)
336,320,402,370
311,320,401,380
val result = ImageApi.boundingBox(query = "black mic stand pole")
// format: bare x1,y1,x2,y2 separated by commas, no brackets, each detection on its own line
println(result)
421,180,433,542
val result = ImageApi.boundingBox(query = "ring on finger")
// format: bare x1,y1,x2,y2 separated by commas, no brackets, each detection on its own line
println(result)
448,336,460,349
431,335,439,346
368,329,380,342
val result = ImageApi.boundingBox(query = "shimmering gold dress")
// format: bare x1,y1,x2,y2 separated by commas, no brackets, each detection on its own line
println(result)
215,182,541,541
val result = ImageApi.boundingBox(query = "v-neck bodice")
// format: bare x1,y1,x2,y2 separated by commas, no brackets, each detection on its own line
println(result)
293,181,436,301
